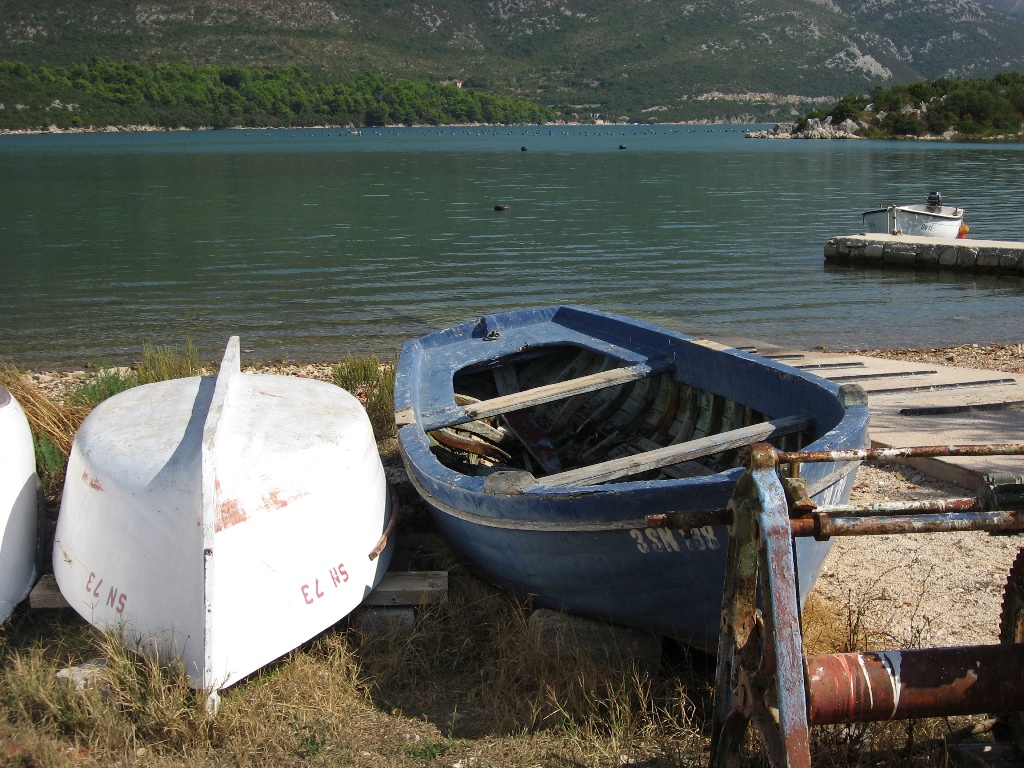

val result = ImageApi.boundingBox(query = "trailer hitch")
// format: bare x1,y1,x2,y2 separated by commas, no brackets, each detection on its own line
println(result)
709,442,1024,768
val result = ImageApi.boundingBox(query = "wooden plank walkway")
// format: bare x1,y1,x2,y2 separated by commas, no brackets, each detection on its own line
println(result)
701,334,1024,490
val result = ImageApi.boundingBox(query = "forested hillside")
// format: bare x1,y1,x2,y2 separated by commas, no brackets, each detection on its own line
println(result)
0,60,554,130
3,0,1024,122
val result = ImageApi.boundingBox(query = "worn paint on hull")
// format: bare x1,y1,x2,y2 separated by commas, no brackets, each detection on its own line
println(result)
396,306,869,649
0,385,40,622
53,338,393,690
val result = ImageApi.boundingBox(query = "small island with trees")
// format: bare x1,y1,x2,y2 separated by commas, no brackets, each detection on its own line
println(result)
750,72,1024,141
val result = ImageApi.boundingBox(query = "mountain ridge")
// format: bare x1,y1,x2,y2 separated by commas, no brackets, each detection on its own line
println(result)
3,0,1024,121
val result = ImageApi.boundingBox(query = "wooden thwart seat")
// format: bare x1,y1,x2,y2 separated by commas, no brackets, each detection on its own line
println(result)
415,358,673,432
528,414,813,489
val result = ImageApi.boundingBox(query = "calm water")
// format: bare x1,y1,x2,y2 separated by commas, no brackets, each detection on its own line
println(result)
2,126,1024,369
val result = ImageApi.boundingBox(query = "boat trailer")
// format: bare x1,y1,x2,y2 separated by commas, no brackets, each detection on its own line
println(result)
653,442,1024,767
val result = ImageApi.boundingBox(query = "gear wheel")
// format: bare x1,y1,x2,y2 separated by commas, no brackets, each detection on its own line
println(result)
997,545,1024,751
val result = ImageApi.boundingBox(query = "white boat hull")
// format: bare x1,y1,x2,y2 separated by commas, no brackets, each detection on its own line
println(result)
53,338,394,690
0,385,40,622
862,203,964,238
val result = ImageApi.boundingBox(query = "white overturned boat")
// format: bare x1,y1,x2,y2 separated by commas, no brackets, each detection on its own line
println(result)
862,192,965,238
53,337,395,693
0,384,40,622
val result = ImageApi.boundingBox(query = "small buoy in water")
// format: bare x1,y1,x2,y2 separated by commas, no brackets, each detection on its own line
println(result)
958,222,970,239
494,205,509,211
619,144,627,150
521,146,528,151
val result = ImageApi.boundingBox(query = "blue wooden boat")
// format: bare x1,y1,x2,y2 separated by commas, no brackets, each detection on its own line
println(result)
394,306,869,650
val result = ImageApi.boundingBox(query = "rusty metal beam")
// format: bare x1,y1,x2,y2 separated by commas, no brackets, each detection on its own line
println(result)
711,442,1024,767
808,509,1024,538
776,443,1024,465
711,444,814,768
807,645,1024,725
816,498,978,516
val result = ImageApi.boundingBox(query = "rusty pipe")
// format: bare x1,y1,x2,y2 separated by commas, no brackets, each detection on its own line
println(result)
649,500,991,533
776,444,1024,465
809,509,1024,538
807,645,1024,725
815,498,979,516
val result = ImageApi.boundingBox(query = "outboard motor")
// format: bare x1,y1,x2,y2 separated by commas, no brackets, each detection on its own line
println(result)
926,191,942,209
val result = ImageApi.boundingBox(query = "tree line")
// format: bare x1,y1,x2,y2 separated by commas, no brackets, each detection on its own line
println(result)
0,59,556,130
803,72,1024,139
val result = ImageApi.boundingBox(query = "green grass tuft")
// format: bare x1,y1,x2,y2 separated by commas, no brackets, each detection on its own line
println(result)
66,365,138,409
32,430,67,500
137,340,200,384
332,354,396,440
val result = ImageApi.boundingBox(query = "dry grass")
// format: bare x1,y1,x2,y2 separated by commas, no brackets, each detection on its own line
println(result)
0,546,976,768
0,573,712,767
0,360,87,458
1,342,205,503
801,576,983,768
0,362,1011,767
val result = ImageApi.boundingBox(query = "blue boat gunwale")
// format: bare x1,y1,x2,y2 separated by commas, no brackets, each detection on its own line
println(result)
395,305,869,503
394,306,869,646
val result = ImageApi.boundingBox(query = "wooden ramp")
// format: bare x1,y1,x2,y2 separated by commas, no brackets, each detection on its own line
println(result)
699,334,1024,490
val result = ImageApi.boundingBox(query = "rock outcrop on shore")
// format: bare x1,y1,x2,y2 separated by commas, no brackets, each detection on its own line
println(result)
746,115,863,139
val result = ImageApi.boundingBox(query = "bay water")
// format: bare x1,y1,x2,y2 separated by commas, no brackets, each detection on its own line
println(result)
2,126,1023,370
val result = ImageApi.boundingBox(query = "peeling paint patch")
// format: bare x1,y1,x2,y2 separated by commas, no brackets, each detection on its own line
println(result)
216,498,248,532
264,489,309,511
81,470,103,491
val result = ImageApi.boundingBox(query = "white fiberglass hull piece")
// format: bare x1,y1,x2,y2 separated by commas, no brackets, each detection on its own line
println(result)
53,337,394,690
862,204,964,238
0,385,40,622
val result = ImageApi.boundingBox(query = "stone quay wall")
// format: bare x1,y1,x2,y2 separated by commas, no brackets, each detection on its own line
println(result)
824,234,1024,276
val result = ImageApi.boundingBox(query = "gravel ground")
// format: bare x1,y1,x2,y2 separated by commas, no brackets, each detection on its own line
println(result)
848,341,1024,375
807,342,1024,650
812,462,1022,650
21,342,1024,649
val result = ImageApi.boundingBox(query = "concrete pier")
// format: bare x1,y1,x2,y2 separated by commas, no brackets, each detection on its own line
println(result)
825,234,1024,276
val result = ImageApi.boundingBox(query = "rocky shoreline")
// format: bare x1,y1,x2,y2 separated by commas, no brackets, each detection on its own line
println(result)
24,341,1024,399
745,115,864,139
744,114,970,140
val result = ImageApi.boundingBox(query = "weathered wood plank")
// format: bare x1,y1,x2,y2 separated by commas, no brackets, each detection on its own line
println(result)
631,437,716,479
33,571,448,611
829,369,937,382
420,359,672,431
530,414,813,489
29,575,70,610
900,399,1024,416
362,571,449,606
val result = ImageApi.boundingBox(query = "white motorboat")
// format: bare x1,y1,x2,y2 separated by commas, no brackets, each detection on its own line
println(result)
862,192,966,238
0,384,40,622
53,337,395,693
